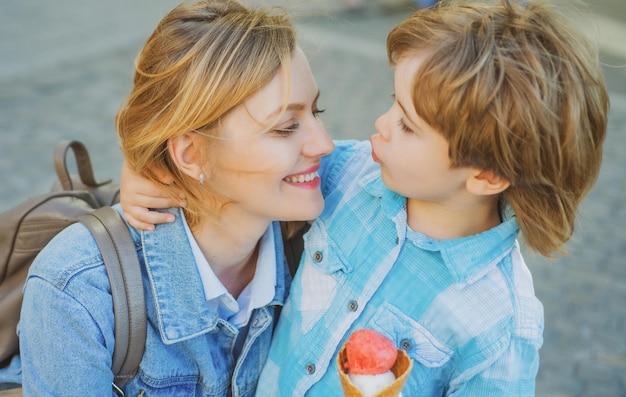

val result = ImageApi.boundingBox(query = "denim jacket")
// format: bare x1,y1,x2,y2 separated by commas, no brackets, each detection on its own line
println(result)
10,206,289,396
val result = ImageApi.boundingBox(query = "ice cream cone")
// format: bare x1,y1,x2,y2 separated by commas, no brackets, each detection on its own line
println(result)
337,343,413,397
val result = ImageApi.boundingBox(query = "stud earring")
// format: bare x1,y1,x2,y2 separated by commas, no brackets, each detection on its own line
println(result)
199,173,205,187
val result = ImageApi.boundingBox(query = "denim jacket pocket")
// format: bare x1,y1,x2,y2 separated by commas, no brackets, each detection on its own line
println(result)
126,370,199,396
372,302,452,366
371,302,453,391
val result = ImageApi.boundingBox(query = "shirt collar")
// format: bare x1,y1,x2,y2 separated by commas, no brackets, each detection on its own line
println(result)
361,177,520,284
140,208,288,344
140,208,218,344
406,214,520,284
233,226,276,326
182,212,276,328
360,171,406,219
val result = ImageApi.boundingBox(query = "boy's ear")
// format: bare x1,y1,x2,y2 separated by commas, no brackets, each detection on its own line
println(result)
466,170,510,196
167,132,203,181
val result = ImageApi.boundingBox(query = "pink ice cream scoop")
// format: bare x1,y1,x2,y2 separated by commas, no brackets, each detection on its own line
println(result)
341,329,402,397
344,329,398,375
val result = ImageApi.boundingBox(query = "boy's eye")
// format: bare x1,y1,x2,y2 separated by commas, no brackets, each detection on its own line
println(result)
398,119,414,134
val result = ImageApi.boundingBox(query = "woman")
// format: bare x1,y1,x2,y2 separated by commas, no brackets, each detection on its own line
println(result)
11,0,333,395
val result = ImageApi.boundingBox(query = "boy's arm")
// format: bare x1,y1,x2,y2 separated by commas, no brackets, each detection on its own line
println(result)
119,161,182,230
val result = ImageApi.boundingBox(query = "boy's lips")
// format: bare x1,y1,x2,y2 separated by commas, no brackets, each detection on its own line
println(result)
370,137,380,163
371,149,380,163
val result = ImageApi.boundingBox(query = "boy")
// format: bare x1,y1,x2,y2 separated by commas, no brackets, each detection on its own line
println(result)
122,0,608,394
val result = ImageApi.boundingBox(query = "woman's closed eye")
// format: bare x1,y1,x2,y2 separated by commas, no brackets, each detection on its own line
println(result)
273,108,326,136
274,122,300,136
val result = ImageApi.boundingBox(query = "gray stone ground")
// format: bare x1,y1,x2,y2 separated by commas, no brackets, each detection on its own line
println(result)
1,0,625,395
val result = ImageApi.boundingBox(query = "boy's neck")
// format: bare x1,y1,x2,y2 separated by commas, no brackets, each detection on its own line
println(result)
405,197,502,240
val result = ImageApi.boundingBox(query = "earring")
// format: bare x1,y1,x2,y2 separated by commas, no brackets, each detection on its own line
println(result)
199,173,205,187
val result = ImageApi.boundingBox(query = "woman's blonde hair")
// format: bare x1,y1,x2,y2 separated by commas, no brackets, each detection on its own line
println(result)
116,0,296,228
387,0,609,256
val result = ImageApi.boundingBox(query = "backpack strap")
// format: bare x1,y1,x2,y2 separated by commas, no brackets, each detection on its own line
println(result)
54,140,112,190
79,207,146,396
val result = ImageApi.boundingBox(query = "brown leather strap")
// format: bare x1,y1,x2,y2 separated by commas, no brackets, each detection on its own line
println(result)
54,140,112,190
79,207,146,392
0,191,99,281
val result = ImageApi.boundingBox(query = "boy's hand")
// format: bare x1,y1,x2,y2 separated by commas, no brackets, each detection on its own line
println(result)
120,162,185,231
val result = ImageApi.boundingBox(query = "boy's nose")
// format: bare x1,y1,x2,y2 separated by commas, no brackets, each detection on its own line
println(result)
374,113,391,141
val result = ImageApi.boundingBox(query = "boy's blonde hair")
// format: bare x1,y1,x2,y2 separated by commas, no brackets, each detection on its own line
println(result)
387,0,609,256
116,0,296,228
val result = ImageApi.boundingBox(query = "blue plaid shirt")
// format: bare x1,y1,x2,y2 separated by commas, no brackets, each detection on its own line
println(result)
257,140,543,396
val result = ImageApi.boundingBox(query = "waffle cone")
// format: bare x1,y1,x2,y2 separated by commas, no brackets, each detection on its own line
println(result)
337,343,413,397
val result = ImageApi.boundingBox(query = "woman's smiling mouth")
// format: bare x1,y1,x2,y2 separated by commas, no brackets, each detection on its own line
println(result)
284,166,321,188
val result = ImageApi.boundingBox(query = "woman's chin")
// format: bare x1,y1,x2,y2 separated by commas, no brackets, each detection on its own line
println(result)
287,196,324,221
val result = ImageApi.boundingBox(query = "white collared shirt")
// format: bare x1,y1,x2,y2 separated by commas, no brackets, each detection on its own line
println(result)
182,214,276,328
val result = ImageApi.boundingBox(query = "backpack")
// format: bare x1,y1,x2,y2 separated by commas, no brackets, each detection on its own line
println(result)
0,140,145,395
0,140,306,395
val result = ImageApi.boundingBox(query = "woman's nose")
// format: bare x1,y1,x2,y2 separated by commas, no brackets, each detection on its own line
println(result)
304,120,335,157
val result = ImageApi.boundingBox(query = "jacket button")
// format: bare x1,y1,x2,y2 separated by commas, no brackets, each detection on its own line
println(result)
347,300,358,312
400,339,413,351
313,251,323,262
305,363,316,375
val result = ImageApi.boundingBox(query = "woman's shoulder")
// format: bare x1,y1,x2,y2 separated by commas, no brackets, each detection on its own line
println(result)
28,221,107,291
